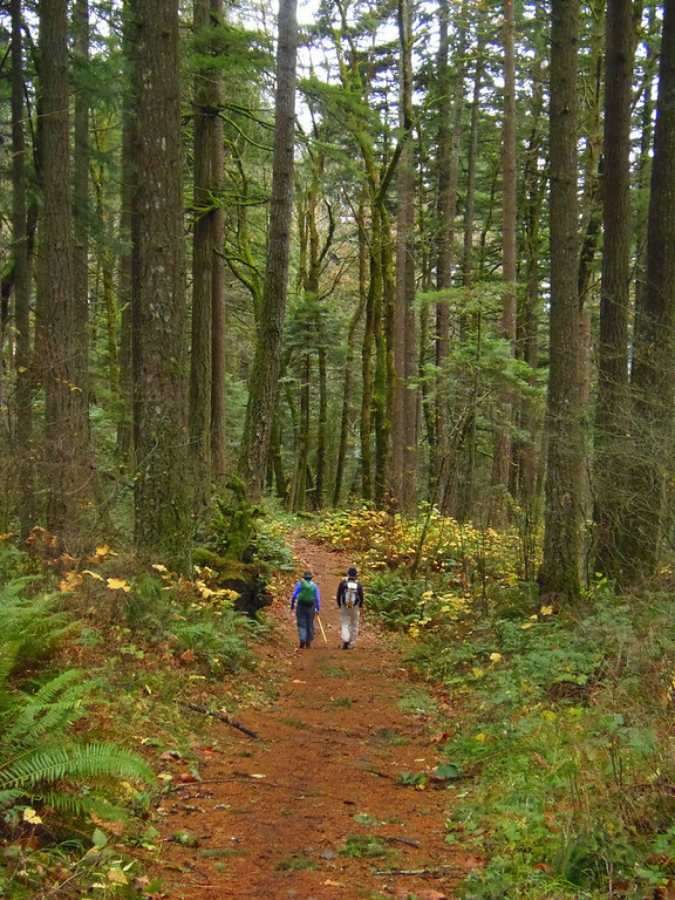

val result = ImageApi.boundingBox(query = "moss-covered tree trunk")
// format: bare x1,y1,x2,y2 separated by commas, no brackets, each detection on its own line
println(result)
238,0,298,499
190,0,226,510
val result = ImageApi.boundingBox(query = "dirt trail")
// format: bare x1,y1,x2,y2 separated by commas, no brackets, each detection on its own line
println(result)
151,540,475,900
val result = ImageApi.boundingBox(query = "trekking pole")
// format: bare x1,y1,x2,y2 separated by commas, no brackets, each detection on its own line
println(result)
315,613,328,645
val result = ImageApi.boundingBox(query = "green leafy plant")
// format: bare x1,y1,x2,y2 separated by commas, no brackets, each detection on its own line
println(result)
0,583,154,826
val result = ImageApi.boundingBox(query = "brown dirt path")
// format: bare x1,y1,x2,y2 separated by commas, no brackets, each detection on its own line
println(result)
150,539,476,900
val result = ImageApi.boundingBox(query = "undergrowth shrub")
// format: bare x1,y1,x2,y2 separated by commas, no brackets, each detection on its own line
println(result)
0,582,154,836
418,588,675,898
171,608,259,674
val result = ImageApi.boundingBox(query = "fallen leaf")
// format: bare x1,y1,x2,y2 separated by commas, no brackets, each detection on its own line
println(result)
82,569,105,581
106,577,131,592
323,879,344,887
107,867,128,885
292,679,306,684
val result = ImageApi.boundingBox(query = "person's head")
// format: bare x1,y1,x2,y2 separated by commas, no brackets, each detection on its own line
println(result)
348,567,357,578
303,570,313,580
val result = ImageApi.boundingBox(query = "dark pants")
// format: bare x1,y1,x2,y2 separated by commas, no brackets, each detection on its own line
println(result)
296,604,315,646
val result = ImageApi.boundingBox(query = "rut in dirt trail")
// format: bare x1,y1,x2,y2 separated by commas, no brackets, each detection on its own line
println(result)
153,540,475,900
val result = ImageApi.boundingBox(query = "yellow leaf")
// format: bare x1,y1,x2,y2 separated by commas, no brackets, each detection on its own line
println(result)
489,653,503,663
106,578,131,592
23,808,42,824
540,605,553,616
521,622,535,630
152,564,168,573
107,867,128,885
475,733,487,743
472,667,484,679
82,570,104,581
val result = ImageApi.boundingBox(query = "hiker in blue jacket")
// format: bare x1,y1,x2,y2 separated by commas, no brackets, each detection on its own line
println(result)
291,570,320,649
336,566,364,649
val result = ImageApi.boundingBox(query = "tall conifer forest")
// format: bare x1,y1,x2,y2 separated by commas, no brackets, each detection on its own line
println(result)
0,0,672,596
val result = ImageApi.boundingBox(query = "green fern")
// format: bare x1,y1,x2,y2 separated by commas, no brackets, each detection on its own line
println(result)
1,742,152,788
0,590,72,675
0,582,155,823
1,670,93,749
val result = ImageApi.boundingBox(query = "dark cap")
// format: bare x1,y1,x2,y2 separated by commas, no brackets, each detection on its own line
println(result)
348,567,357,577
303,571,313,580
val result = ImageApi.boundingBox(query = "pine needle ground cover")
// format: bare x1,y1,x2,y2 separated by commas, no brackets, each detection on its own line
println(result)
308,509,675,899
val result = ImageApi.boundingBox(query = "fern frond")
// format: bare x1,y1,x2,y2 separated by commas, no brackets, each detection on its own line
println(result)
0,742,154,793
0,670,90,749
0,788,24,809
0,591,73,673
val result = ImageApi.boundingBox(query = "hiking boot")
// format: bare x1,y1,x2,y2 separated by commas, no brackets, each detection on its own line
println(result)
342,641,350,650
299,640,306,649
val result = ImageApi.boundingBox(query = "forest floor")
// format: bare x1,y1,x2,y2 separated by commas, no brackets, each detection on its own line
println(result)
146,538,481,900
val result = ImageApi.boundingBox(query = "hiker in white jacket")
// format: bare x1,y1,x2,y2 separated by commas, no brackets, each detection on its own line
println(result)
336,567,364,650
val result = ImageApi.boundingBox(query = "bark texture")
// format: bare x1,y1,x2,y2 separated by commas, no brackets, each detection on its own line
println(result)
238,0,298,499
130,0,189,563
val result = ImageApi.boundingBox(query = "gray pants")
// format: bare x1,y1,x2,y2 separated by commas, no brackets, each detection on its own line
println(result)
339,604,360,647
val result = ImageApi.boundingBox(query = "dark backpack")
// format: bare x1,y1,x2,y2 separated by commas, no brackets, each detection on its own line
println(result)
296,579,316,607
344,579,359,608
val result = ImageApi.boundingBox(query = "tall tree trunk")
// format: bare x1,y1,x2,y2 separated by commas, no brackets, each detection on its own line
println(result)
392,0,417,512
593,0,635,578
374,204,394,506
38,0,89,544
117,5,134,470
237,0,297,499
130,0,189,563
334,198,367,507
539,0,583,603
456,25,485,524
190,0,225,509
632,3,659,378
624,0,675,579
490,0,517,523
514,53,546,514
72,0,90,417
316,343,327,509
291,353,310,511
360,205,378,503
11,0,33,537
432,0,466,510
